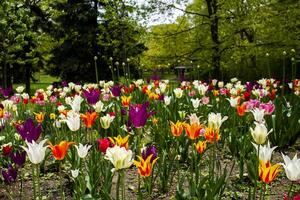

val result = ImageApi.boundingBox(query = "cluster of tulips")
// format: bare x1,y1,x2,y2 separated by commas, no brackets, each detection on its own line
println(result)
0,77,299,199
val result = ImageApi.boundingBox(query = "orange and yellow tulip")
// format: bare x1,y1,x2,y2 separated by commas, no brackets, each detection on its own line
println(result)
109,135,130,149
81,111,98,128
134,155,158,177
237,103,247,116
0,108,4,118
48,141,75,160
204,127,220,143
34,112,45,123
121,96,131,107
259,161,281,184
185,123,202,140
170,121,185,137
195,141,207,154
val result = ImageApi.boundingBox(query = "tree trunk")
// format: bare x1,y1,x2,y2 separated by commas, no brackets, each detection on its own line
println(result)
25,64,31,94
206,0,220,78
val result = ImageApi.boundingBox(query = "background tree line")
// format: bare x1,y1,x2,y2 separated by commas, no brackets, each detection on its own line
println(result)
1,0,300,92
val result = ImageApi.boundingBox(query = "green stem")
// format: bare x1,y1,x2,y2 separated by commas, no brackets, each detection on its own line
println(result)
59,162,65,199
288,181,294,198
32,165,37,200
138,175,143,200
36,164,41,200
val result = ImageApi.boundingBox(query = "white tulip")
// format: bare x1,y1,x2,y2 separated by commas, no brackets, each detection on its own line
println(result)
173,88,183,99
251,108,265,124
252,141,277,163
71,169,79,178
164,96,171,106
191,98,200,109
69,95,83,112
281,153,300,181
105,146,133,172
75,143,92,159
208,112,228,130
100,114,114,129
250,122,272,145
64,110,81,131
21,139,48,164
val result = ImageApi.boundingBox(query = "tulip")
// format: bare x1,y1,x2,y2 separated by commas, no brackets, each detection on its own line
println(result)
259,102,275,115
81,111,98,128
164,96,171,105
204,127,220,143
64,110,81,131
34,112,45,123
97,138,111,153
252,141,277,164
185,123,202,140
129,102,151,129
195,141,207,154
121,96,131,107
173,88,183,98
189,114,200,125
15,118,42,142
134,154,158,177
71,169,79,178
74,143,92,159
21,139,48,164
1,164,17,184
207,112,228,130
10,150,26,167
100,114,114,129
68,95,83,112
109,135,130,149
251,108,265,124
250,122,272,145
2,144,12,156
170,121,185,137
281,153,300,181
141,145,158,163
111,85,121,97
48,141,75,160
226,97,240,107
105,145,133,172
83,88,100,105
237,103,247,116
93,100,105,113
259,161,281,184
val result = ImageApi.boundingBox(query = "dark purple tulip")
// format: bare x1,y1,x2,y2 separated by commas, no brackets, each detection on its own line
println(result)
10,151,26,167
245,82,253,92
83,88,100,105
15,118,42,142
61,80,68,87
129,102,151,128
0,86,12,98
1,165,17,184
142,145,158,163
111,85,121,97
121,108,127,116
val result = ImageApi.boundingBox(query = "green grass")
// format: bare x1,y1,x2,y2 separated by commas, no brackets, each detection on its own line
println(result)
13,71,59,94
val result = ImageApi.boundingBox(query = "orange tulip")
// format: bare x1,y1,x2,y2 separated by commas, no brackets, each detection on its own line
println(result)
121,96,131,107
109,135,130,149
134,155,158,177
148,92,159,100
48,141,75,160
259,161,281,184
237,103,247,116
0,108,3,118
195,141,207,154
185,123,202,140
170,121,185,137
34,112,45,123
81,111,98,128
204,127,220,143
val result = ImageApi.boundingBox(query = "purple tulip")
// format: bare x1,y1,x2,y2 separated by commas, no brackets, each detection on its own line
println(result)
245,82,253,92
111,84,121,97
0,86,12,98
129,102,151,128
15,118,42,142
10,151,26,167
61,80,68,87
83,88,100,105
142,145,158,163
1,165,17,184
